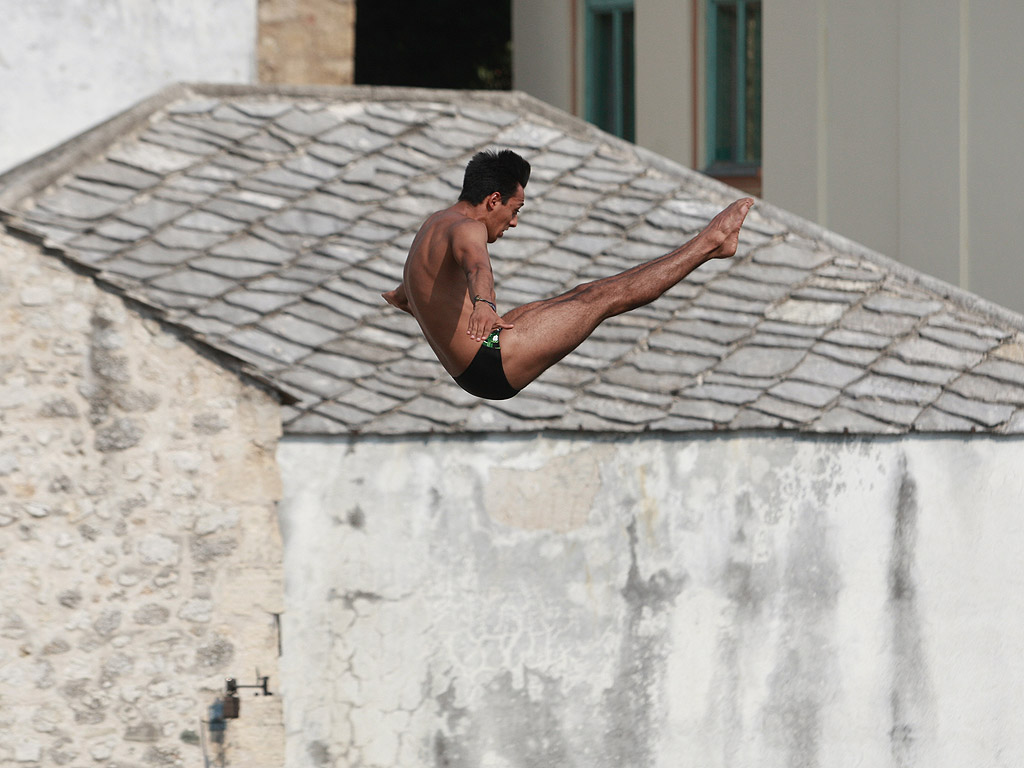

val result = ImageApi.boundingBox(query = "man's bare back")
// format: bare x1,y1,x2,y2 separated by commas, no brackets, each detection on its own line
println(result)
383,149,753,400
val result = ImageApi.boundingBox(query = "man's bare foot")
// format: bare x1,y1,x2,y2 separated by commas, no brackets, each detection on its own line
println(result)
702,198,754,260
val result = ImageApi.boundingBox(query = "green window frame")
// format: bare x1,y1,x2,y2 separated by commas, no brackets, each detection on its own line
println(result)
585,0,635,142
706,0,762,172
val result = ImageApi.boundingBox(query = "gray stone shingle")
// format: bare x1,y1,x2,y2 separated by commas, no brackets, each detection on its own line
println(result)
863,292,943,317
100,259,168,281
67,232,125,254
766,299,847,327
122,242,197,266
871,358,959,386
667,398,739,423
223,290,296,314
107,142,199,175
812,341,883,367
845,374,941,405
769,380,840,408
973,358,1024,386
260,314,339,348
333,386,403,415
918,323,1000,352
931,392,1015,428
945,374,1024,405
753,242,832,270
38,189,124,220
841,397,922,427
274,108,342,137
811,406,901,434
78,161,161,191
150,269,236,298
141,130,222,157
117,198,189,229
717,346,806,378
303,353,377,380
573,395,668,425
913,407,980,432
839,307,920,337
891,337,984,369
175,113,261,141
748,395,820,425
209,235,291,265
155,227,230,250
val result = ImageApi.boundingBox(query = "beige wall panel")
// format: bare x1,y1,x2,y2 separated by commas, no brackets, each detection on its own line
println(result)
512,0,576,114
965,4,1024,313
635,0,694,168
763,0,824,221
824,0,900,258
898,0,963,287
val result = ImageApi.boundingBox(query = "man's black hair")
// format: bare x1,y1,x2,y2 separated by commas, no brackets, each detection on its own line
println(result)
458,149,531,205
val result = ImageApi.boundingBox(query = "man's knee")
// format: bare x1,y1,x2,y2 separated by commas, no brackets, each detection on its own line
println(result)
565,280,606,305
569,279,635,317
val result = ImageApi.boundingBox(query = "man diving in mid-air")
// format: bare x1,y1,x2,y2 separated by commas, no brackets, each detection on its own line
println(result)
383,149,754,400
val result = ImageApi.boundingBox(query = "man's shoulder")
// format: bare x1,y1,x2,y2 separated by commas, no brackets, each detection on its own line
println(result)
448,212,485,235
412,206,487,262
449,215,487,248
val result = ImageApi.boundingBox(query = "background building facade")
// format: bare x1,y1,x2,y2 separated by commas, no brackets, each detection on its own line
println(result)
512,0,1024,315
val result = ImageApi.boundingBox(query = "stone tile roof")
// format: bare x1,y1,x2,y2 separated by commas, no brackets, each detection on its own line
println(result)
3,83,1024,436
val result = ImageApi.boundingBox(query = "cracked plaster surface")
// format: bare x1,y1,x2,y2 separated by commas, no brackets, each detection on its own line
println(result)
277,434,1024,767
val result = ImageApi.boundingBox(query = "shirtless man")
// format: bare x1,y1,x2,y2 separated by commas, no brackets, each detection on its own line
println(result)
382,149,754,400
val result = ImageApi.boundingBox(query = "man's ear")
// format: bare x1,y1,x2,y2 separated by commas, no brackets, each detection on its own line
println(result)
485,191,502,210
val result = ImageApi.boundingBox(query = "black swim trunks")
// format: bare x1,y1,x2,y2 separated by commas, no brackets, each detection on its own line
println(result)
453,329,519,400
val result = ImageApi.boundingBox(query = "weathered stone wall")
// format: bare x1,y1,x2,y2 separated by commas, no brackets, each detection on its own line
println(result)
258,0,356,85
278,433,1024,768
0,232,284,766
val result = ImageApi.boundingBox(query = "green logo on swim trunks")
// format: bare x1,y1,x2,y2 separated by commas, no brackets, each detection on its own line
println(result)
482,329,501,349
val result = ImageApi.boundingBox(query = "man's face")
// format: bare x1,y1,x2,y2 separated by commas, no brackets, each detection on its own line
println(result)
488,185,525,243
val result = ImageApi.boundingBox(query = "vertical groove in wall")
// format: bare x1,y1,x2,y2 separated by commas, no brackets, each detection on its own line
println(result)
691,0,700,168
571,0,579,115
958,0,970,290
816,0,829,228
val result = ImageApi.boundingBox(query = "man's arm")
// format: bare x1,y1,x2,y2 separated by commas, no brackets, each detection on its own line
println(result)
451,221,513,341
381,283,412,314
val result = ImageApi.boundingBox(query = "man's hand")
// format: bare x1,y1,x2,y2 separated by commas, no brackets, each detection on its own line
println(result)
467,302,513,342
382,285,412,314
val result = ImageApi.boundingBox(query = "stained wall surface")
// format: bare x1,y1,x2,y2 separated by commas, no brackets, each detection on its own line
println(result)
0,232,284,766
279,433,1024,768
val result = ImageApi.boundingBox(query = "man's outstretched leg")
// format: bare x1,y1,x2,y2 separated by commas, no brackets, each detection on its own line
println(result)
498,198,754,389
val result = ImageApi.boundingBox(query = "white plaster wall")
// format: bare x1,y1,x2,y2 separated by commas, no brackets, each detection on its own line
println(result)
0,0,257,174
278,434,1024,768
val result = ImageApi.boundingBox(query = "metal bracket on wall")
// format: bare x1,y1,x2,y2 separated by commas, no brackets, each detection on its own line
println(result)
222,670,273,719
